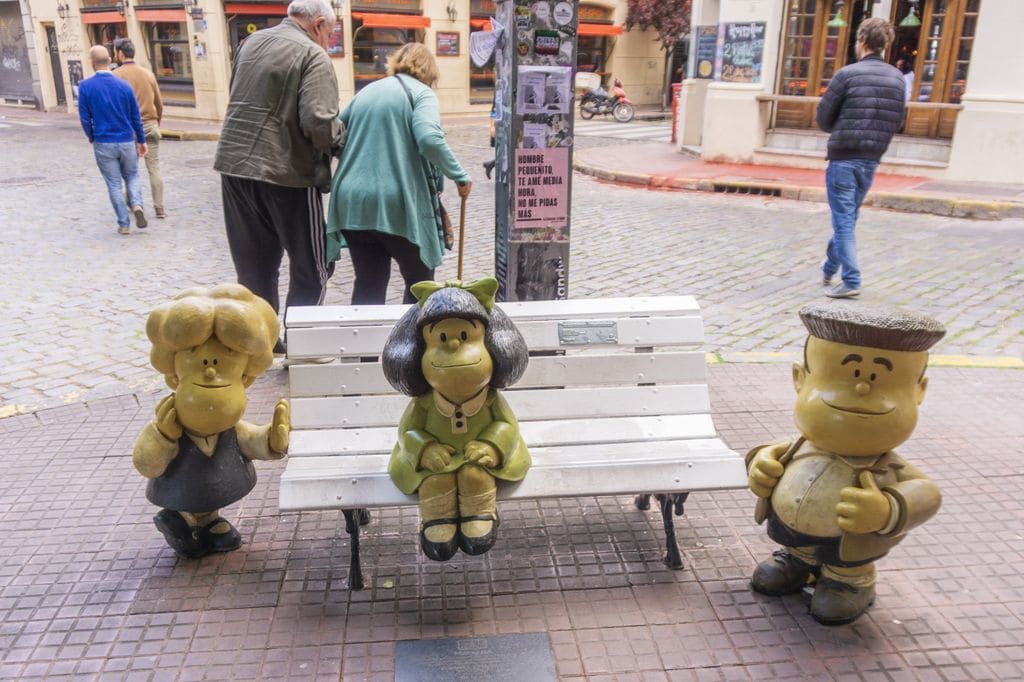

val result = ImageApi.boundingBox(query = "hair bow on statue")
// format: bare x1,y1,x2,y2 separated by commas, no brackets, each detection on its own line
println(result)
410,277,499,313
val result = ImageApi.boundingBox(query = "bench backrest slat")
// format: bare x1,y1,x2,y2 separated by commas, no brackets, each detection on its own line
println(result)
287,315,704,359
289,414,719,456
291,384,711,430
289,350,706,397
285,296,700,328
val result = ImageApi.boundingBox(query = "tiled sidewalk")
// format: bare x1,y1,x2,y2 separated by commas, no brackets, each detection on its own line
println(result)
1,364,1022,680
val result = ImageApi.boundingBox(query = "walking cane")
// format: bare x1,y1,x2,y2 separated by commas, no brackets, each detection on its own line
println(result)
457,194,467,280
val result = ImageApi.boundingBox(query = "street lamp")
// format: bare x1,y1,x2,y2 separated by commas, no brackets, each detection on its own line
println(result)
56,0,70,20
900,0,921,27
114,0,125,16
330,0,343,17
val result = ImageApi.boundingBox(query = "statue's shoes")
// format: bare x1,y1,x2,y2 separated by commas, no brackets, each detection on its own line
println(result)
810,578,875,626
420,518,459,561
153,509,207,559
198,518,243,554
458,513,500,556
750,549,817,596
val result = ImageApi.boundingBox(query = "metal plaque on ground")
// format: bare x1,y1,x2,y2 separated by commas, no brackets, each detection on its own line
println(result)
395,632,556,681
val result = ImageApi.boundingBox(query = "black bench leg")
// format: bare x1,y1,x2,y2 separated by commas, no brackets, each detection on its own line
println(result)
634,494,651,510
654,493,689,570
342,509,365,590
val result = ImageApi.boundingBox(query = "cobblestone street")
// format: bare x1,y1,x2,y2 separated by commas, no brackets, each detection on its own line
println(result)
1,109,1022,413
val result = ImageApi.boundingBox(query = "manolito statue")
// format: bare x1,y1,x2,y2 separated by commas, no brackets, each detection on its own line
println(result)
747,303,944,625
382,277,529,561
133,284,289,559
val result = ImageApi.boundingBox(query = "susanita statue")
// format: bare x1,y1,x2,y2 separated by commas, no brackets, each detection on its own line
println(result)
132,284,289,559
382,277,529,561
747,303,944,625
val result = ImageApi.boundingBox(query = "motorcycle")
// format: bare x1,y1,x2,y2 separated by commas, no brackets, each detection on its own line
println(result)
579,83,636,123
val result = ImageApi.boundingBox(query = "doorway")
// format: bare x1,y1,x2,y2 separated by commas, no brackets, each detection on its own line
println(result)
44,25,66,107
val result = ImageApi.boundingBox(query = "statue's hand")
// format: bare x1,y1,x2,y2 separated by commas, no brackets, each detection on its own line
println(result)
155,394,183,441
836,471,891,534
466,440,501,469
419,442,456,473
268,399,290,456
748,443,787,498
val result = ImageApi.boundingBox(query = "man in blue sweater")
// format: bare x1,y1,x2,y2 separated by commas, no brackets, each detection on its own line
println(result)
79,45,149,235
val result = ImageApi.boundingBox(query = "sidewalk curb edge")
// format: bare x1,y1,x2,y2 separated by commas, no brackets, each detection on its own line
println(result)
573,160,1024,220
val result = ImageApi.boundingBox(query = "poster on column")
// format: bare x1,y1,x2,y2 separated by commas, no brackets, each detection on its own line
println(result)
515,65,572,115
514,148,568,229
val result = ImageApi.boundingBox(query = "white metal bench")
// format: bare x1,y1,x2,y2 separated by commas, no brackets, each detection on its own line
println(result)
281,296,747,589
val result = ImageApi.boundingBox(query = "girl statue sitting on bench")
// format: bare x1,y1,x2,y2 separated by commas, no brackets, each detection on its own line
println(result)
132,284,289,559
383,277,529,561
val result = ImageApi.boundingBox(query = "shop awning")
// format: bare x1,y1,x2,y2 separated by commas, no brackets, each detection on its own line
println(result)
351,12,430,29
470,18,492,30
135,8,187,21
224,3,287,15
578,23,624,37
80,11,126,24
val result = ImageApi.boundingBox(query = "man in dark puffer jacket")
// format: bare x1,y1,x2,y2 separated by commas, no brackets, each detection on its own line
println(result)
816,17,905,298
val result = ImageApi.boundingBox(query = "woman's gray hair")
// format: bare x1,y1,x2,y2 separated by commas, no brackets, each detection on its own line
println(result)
288,0,336,24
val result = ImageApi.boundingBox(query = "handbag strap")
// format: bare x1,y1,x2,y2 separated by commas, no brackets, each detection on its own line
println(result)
394,74,440,194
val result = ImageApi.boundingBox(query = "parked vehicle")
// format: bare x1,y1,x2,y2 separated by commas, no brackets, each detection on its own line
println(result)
579,79,635,123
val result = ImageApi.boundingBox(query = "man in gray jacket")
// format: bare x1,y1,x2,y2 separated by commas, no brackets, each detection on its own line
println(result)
816,17,905,299
214,0,345,351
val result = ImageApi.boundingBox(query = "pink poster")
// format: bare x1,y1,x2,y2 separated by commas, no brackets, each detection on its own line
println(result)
513,148,569,229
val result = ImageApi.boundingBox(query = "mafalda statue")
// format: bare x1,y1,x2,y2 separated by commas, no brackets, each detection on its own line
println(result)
133,284,289,559
747,303,944,625
383,277,529,561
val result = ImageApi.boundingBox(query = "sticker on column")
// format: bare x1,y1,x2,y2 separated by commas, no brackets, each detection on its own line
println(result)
553,2,573,26
532,2,553,29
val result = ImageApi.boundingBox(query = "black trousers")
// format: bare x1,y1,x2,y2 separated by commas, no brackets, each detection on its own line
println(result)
341,229,433,305
221,175,334,313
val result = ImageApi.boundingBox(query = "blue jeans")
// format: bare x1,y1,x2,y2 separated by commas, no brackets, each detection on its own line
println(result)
94,142,143,227
823,159,878,289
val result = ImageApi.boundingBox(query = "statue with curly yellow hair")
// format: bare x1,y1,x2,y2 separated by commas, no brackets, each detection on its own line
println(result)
132,284,290,558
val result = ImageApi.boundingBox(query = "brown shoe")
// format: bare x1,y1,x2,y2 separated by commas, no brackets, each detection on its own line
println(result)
810,578,875,625
155,207,166,219
751,549,816,596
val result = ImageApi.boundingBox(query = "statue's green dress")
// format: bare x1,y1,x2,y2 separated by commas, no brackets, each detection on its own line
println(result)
389,388,531,495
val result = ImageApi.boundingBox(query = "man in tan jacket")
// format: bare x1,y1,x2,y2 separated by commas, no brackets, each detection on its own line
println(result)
114,38,165,219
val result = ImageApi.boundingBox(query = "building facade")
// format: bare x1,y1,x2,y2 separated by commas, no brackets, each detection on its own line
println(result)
10,0,670,120
676,0,1023,183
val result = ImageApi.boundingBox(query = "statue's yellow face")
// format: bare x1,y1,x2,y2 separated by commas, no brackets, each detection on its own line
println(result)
172,337,249,436
793,336,929,456
421,318,493,404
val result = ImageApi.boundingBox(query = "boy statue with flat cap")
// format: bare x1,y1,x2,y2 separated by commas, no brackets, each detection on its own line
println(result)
747,303,944,625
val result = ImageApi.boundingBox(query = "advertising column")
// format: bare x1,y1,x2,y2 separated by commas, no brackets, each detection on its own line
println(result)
493,0,576,302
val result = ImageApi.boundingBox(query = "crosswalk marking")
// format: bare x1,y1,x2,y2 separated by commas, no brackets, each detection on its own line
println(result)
574,119,672,143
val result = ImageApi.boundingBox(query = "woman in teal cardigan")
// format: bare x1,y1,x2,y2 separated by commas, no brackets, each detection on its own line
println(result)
326,43,472,304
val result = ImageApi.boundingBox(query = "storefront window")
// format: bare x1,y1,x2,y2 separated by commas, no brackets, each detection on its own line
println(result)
780,0,816,96
90,23,127,61
577,36,608,76
146,22,194,106
469,25,494,104
228,16,284,60
891,0,978,105
352,23,412,91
